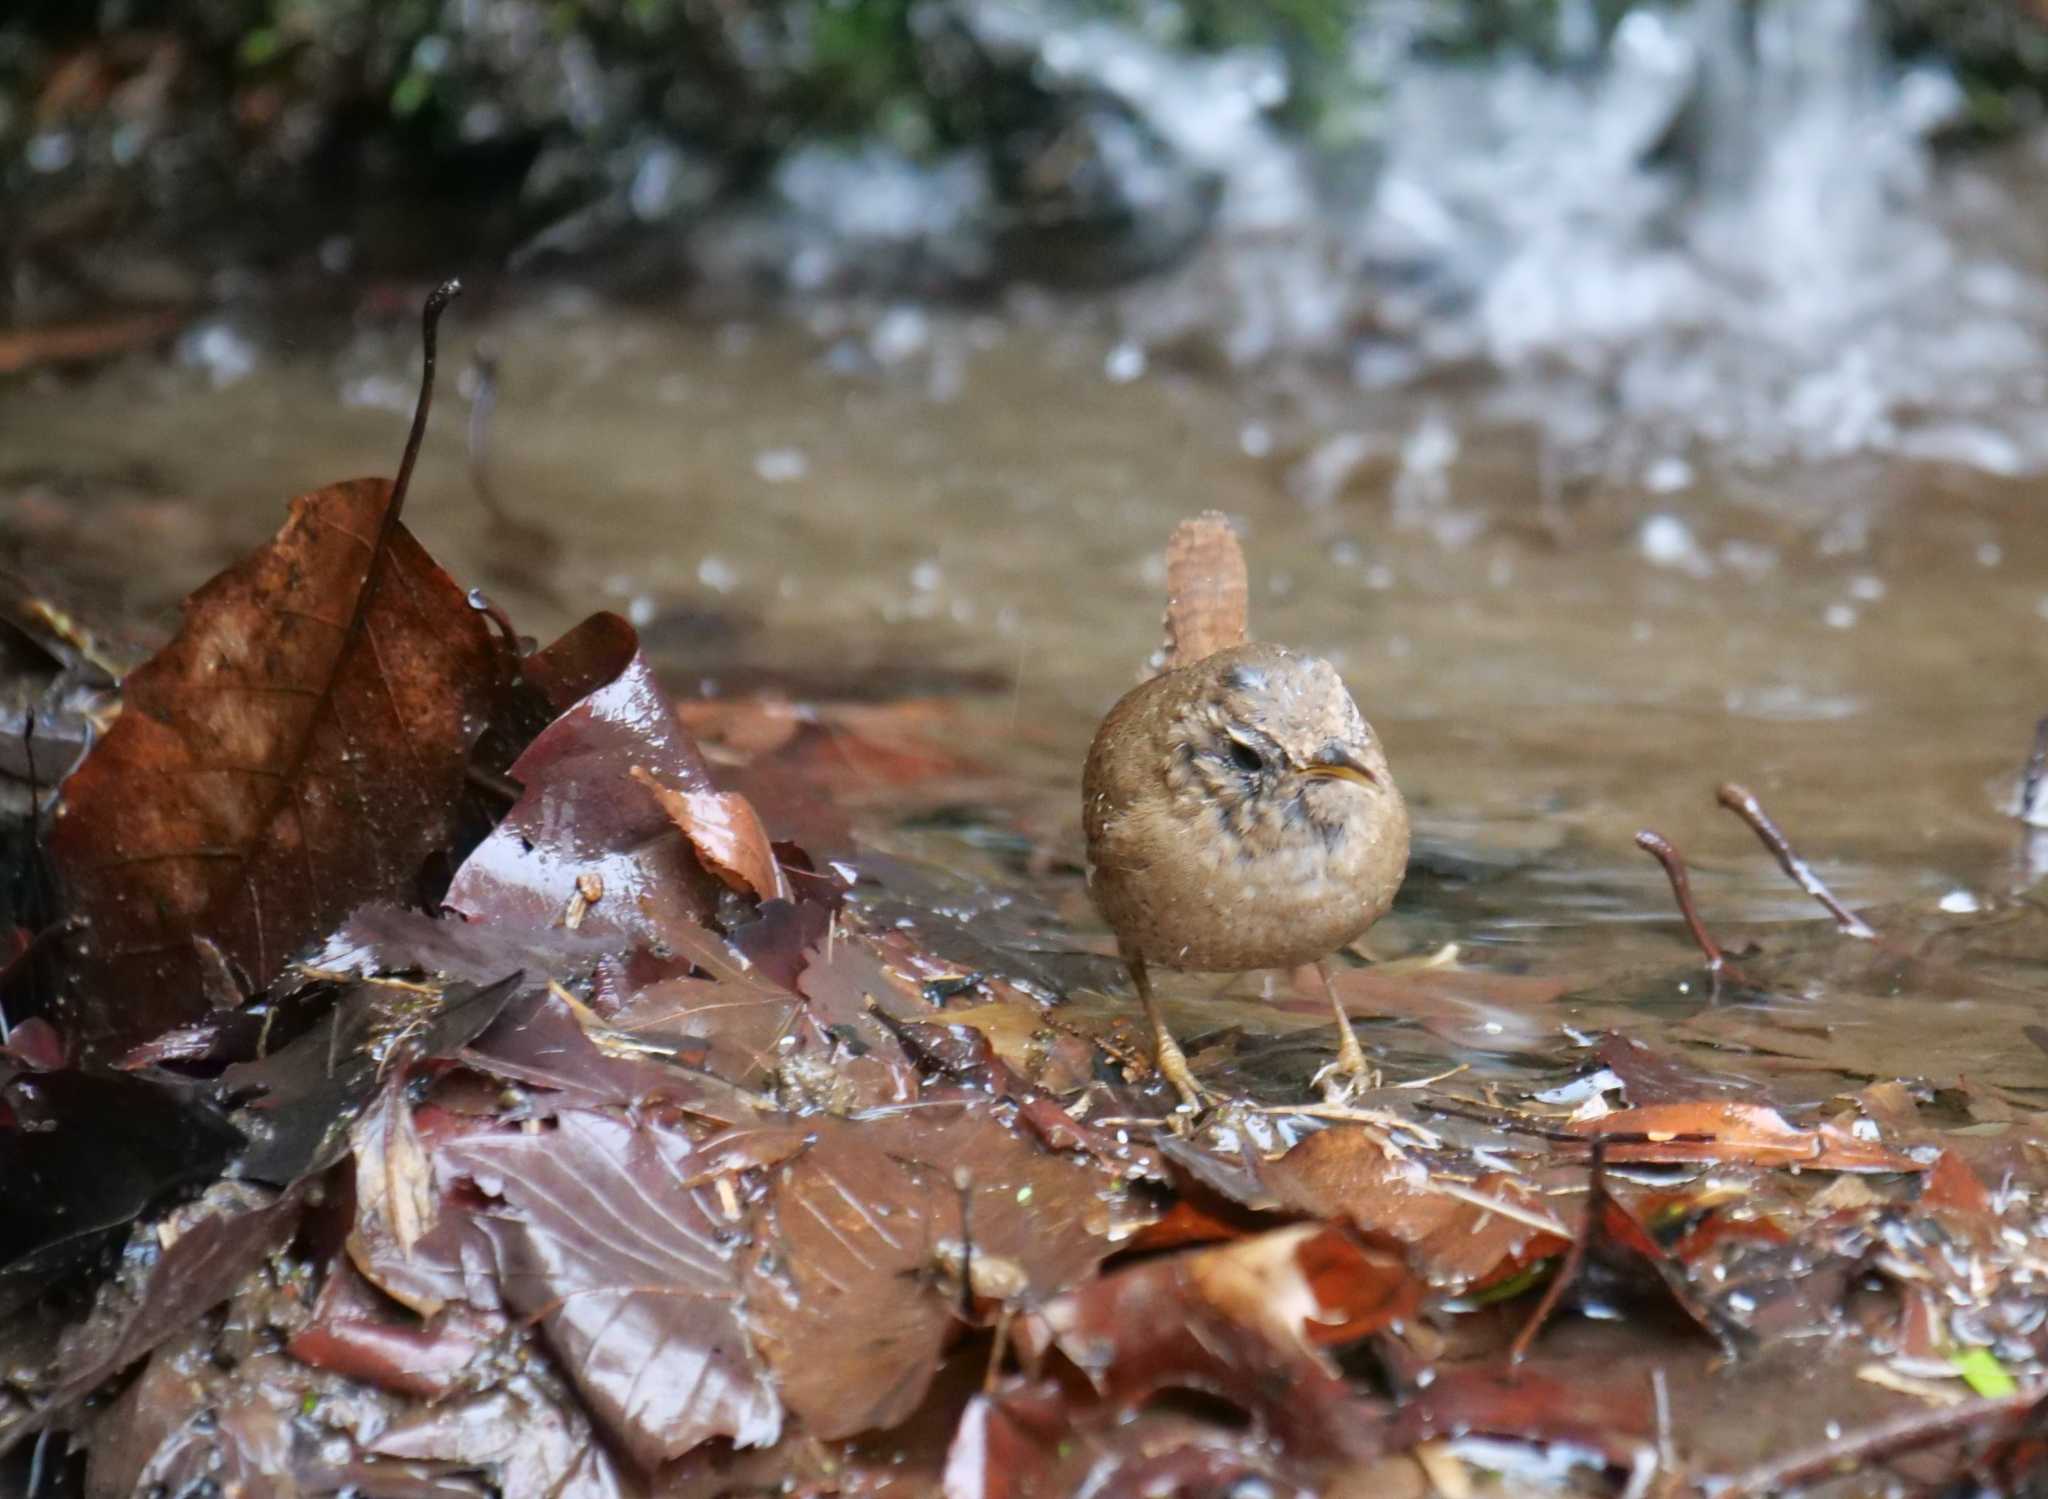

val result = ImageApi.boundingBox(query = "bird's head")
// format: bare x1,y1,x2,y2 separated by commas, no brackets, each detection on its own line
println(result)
1164,642,1395,845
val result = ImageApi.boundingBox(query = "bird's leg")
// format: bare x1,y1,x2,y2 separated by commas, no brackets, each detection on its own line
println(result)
1126,951,1207,1110
1314,959,1379,1099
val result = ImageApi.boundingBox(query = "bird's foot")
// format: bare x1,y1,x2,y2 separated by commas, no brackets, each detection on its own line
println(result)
1153,1034,1213,1118
1313,1059,1382,1105
1313,1023,1381,1104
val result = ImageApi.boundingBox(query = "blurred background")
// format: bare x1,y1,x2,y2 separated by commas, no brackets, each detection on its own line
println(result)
4,0,2048,961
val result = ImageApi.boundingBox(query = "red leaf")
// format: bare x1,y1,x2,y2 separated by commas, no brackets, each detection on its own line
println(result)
46,478,496,1050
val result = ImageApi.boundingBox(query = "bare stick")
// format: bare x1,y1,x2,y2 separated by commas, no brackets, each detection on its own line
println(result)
1709,1391,2038,1496
1634,830,1727,971
1716,782,1875,939
389,279,462,532
1508,1138,1605,1365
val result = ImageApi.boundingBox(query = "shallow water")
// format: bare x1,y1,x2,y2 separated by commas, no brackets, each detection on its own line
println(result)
5,290,2044,1113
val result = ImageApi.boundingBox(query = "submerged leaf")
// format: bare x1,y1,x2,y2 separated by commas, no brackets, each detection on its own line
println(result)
46,478,497,1051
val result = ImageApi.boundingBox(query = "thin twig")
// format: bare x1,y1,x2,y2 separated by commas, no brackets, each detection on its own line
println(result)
1634,830,1728,972
984,1303,1014,1392
1706,1391,2039,1496
1241,1101,1444,1146
1508,1139,1605,1364
1716,782,1876,939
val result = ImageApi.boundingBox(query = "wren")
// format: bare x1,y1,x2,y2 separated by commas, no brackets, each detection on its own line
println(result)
1083,512,1410,1107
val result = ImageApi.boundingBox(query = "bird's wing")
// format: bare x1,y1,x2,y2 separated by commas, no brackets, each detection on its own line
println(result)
1160,510,1248,672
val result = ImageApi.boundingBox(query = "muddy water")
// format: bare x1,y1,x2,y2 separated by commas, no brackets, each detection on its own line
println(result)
5,293,2046,1101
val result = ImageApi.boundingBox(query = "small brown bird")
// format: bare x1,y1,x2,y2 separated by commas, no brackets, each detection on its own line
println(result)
1083,512,1410,1107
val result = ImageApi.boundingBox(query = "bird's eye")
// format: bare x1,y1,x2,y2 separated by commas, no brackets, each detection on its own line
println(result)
1227,737,1265,774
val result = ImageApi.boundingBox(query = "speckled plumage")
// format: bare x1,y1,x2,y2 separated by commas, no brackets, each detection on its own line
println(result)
1084,641,1410,976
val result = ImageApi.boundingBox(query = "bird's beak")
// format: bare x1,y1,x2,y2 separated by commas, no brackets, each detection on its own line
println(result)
1302,747,1379,787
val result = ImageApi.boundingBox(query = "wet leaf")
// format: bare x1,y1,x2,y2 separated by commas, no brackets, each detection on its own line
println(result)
344,1102,506,1319
349,1070,436,1263
741,1099,1129,1440
1569,1101,1918,1172
86,1337,482,1499
287,1257,503,1400
0,1181,300,1453
437,1107,783,1467
443,635,731,974
370,1374,635,1498
943,1383,1315,1499
632,765,791,903
221,974,518,1186
1034,1224,1405,1462
461,983,761,1123
0,1065,244,1313
311,900,618,994
1593,1031,1752,1106
1389,1364,1655,1475
1259,1125,1571,1291
45,478,498,1051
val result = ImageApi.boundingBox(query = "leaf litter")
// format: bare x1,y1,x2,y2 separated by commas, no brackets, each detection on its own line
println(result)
0,285,2045,1497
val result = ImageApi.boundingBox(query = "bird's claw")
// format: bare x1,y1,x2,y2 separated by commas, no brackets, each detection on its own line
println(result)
1313,1057,1382,1105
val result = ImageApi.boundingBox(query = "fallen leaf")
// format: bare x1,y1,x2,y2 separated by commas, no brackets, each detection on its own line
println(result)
437,1107,784,1466
1260,1125,1572,1291
221,974,518,1187
46,478,498,1051
443,635,732,977
632,766,791,903
370,1374,635,1499
287,1257,503,1400
349,1070,436,1263
1,1065,244,1313
1569,1101,1918,1172
741,1100,1129,1440
1034,1224,1405,1462
0,1181,300,1453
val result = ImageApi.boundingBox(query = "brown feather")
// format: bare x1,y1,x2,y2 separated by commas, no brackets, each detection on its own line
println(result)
1161,510,1249,670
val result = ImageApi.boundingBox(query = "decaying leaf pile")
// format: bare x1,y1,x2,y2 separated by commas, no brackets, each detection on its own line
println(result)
3,329,2048,1499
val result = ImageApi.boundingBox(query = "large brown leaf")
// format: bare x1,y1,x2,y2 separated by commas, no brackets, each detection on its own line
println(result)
437,1107,785,1468
740,1099,1129,1441
46,478,496,1050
